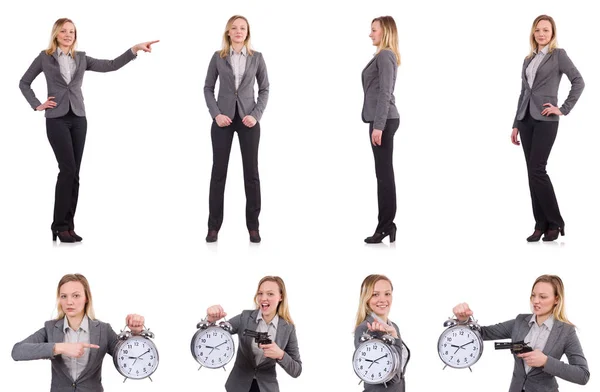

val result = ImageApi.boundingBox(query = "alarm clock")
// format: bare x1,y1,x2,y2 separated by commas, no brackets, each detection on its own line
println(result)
352,332,403,386
191,318,236,370
113,326,159,381
437,317,483,370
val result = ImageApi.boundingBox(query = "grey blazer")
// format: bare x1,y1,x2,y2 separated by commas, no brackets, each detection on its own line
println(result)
19,49,137,118
481,314,590,392
224,309,301,392
203,50,269,122
513,48,584,128
354,316,410,392
12,318,119,392
361,49,400,131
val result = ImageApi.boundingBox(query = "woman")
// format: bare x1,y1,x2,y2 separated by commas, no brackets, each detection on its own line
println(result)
204,15,269,244
206,276,301,392
362,16,401,244
453,274,589,392
354,274,409,391
12,273,146,391
19,17,158,243
511,15,584,242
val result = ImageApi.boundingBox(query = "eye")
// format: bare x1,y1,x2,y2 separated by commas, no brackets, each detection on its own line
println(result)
73,294,80,298
60,294,66,299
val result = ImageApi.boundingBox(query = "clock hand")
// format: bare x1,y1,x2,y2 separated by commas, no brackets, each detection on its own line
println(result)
214,341,228,349
136,349,151,359
459,340,474,348
127,356,138,359
367,354,389,368
204,345,215,349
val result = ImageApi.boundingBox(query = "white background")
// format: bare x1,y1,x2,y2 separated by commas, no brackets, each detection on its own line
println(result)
0,0,597,391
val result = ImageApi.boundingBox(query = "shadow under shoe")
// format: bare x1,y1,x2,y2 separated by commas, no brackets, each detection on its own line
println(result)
364,223,397,244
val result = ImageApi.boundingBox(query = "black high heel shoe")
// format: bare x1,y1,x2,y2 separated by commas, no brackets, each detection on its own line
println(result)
52,230,76,243
526,229,544,242
364,223,397,244
542,227,565,242
69,230,83,242
249,230,261,243
206,230,218,243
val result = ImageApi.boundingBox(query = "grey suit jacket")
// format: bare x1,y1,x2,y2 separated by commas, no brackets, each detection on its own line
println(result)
361,49,400,131
354,316,410,392
224,309,301,392
19,49,137,118
513,48,584,128
481,314,590,392
204,50,269,122
12,318,119,392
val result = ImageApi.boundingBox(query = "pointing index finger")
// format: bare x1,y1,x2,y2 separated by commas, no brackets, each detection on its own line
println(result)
83,343,100,349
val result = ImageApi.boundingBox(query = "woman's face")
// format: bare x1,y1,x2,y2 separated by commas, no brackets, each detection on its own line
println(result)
368,279,393,319
534,20,553,49
256,280,282,319
228,18,248,45
59,281,87,319
530,282,558,319
56,22,76,50
369,21,383,46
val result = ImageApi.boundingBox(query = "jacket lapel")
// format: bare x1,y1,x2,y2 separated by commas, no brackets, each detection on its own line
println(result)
54,319,74,382
237,52,253,88
77,319,101,381
515,316,532,370
531,51,553,89
542,320,563,356
274,317,289,351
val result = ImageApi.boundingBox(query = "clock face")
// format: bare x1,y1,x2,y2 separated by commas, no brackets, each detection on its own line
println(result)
353,340,399,384
115,336,159,379
438,325,482,368
192,326,235,369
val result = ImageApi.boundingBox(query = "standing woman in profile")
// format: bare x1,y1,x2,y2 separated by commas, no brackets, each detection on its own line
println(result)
511,15,584,242
206,276,301,392
204,15,269,244
12,273,146,391
19,17,159,243
362,16,401,244
354,274,409,391
452,274,589,391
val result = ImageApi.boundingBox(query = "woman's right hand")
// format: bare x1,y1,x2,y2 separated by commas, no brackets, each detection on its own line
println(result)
511,128,520,146
452,302,473,322
215,114,232,127
206,305,227,323
36,97,56,111
53,342,99,358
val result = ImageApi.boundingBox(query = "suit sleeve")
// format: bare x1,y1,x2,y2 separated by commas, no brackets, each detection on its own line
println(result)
276,325,302,378
480,318,515,340
106,323,120,357
512,58,527,129
19,52,44,110
557,49,584,116
86,48,137,72
373,50,397,131
354,321,368,348
12,325,55,361
228,312,242,335
542,327,590,385
250,53,270,122
203,52,221,119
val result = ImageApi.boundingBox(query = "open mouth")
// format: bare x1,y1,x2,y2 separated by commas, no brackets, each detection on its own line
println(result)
261,303,270,311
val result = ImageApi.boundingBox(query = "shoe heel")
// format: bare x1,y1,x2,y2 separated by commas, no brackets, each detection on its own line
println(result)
560,227,565,236
52,232,57,241
389,225,397,243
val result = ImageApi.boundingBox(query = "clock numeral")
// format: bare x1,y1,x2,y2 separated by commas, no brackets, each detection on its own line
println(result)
123,350,129,354
127,344,132,349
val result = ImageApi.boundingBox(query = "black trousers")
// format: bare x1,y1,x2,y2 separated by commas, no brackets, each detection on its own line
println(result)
369,118,400,233
46,109,87,232
249,379,260,392
518,112,563,231
208,113,261,231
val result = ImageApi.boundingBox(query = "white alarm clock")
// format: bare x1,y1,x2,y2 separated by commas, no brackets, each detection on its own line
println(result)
191,318,236,370
437,317,483,370
113,326,159,381
353,332,402,386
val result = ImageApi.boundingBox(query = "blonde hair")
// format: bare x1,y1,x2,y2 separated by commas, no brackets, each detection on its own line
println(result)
355,274,394,328
55,274,95,320
254,276,293,325
372,16,401,65
219,15,254,58
531,274,572,326
527,15,558,58
45,18,77,57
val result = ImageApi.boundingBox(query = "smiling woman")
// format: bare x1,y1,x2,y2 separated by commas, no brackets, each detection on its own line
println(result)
205,276,301,392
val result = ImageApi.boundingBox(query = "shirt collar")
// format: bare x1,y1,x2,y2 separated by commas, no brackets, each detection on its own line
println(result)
64,315,89,333
56,48,73,58
529,314,554,330
256,311,279,329
230,46,247,57
534,45,549,55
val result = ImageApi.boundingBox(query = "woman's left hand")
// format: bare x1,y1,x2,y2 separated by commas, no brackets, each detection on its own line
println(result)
132,40,160,54
126,314,145,334
259,342,285,360
371,129,383,146
242,115,257,128
367,321,398,339
541,103,562,117
517,349,548,367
